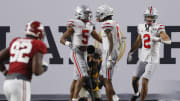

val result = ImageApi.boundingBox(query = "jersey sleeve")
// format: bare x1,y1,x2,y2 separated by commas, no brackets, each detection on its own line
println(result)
33,40,47,54
157,24,165,34
137,24,142,34
67,19,75,27
101,22,113,32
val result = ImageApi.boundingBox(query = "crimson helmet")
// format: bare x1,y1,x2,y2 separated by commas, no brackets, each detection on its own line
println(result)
25,21,45,40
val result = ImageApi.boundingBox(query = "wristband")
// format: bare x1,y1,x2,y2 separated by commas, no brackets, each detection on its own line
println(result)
161,40,171,44
108,55,112,61
65,41,71,47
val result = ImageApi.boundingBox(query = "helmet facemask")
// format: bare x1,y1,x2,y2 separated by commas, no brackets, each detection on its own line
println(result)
25,21,46,40
82,11,92,22
96,10,104,22
75,5,92,22
96,5,113,22
144,6,158,25
144,15,158,25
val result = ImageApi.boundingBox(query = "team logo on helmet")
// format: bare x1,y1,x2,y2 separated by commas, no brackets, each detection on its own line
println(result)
25,21,45,40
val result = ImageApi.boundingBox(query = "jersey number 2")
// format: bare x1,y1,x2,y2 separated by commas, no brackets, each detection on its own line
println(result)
82,29,89,45
10,40,32,63
143,34,151,49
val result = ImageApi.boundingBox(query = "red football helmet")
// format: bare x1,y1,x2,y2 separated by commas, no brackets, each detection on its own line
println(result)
25,21,45,40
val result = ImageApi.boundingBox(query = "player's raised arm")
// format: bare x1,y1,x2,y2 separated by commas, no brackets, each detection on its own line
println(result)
0,48,9,75
91,28,102,43
32,52,47,76
60,25,74,48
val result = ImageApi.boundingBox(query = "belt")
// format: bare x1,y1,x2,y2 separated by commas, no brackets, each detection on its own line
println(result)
6,73,30,81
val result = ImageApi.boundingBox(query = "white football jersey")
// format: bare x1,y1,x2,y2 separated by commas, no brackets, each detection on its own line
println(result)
101,20,121,60
138,23,165,63
67,19,94,47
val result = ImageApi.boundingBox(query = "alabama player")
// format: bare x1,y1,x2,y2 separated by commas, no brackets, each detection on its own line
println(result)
0,21,48,101
127,6,171,101
96,5,122,101
60,5,102,101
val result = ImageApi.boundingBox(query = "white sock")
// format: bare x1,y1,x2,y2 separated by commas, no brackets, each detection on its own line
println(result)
72,98,78,101
113,94,120,101
135,92,140,96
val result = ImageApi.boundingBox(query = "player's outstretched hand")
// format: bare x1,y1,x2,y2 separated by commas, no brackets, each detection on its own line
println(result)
42,61,48,72
127,52,133,63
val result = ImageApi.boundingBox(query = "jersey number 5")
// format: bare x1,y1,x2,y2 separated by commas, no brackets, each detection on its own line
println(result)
10,40,32,63
143,34,151,49
82,29,89,45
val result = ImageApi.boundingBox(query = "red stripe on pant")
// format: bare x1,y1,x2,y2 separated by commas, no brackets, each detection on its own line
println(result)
73,52,82,78
108,69,110,79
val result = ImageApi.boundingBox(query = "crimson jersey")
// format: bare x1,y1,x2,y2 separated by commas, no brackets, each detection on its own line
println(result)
8,37,47,80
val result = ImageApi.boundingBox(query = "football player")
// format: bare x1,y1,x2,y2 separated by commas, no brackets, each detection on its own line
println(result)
127,6,171,101
60,5,102,101
96,5,122,101
0,21,48,101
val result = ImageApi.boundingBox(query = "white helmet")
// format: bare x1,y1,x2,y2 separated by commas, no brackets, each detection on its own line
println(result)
96,5,113,22
75,5,92,22
144,6,158,24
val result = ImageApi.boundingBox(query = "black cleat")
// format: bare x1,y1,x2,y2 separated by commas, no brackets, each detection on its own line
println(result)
131,93,140,101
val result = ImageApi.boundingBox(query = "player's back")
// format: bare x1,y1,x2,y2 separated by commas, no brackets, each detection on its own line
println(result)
101,20,121,60
8,37,47,80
